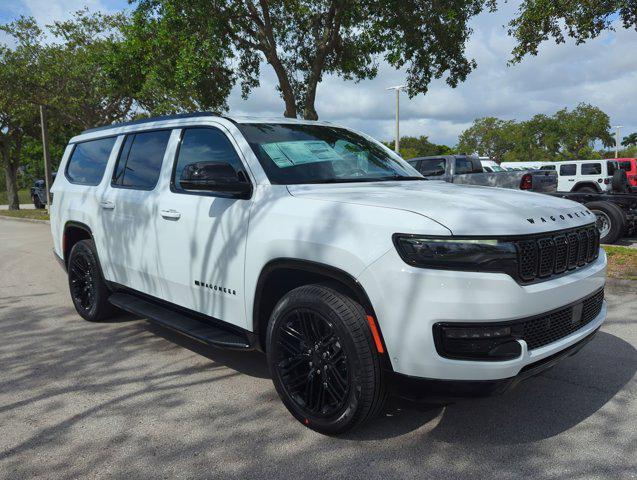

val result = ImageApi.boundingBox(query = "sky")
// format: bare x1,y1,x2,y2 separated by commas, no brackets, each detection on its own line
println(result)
2,0,636,146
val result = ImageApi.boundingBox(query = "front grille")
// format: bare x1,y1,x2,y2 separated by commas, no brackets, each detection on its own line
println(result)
515,225,599,283
515,289,604,350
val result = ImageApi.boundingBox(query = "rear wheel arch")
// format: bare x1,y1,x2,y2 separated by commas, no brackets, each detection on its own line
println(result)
63,221,93,265
573,182,600,193
252,259,387,357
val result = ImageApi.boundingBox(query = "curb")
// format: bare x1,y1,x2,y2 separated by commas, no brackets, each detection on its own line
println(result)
0,215,50,225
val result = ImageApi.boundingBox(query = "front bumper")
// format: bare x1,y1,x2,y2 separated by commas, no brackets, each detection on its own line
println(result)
357,247,607,380
388,327,600,401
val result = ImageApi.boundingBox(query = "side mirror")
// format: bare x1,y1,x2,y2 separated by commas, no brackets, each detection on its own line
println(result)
180,161,252,198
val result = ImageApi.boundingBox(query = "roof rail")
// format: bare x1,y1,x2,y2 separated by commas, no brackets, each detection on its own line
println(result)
81,111,230,134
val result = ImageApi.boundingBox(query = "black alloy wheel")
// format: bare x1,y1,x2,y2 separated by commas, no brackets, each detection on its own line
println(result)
274,308,350,418
267,284,386,434
69,249,96,312
67,239,116,322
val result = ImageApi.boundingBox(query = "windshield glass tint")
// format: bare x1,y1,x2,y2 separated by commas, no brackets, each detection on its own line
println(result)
236,123,421,184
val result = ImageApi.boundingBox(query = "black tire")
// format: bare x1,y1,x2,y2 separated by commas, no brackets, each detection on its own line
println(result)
576,186,598,194
67,239,116,321
586,201,625,244
266,284,386,434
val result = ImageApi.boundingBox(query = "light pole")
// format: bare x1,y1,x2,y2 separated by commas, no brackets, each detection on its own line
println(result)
613,125,623,158
386,85,405,154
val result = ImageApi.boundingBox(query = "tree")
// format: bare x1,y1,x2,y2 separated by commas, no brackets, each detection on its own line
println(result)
508,1,637,63
0,18,42,209
458,104,613,163
384,135,453,159
457,117,517,161
622,132,637,147
122,0,497,119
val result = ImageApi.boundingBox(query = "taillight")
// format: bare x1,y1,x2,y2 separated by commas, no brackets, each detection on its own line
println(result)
520,173,532,190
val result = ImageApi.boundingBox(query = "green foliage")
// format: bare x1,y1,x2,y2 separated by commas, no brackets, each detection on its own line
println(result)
622,132,637,147
508,1,637,63
384,136,454,159
0,10,137,207
458,104,613,162
122,0,497,119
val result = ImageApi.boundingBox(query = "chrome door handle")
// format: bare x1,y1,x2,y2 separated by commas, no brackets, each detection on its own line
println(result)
160,209,181,220
100,200,115,210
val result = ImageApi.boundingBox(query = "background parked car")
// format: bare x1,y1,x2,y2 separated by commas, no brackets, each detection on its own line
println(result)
613,158,637,187
30,180,47,208
408,155,557,192
536,160,618,193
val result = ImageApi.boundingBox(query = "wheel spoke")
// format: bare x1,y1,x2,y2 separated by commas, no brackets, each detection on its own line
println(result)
275,308,350,418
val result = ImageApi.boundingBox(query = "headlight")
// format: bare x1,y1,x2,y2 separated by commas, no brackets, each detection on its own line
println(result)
392,235,518,274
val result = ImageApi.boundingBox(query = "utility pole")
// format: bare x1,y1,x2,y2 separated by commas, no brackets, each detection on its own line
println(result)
39,105,53,211
386,85,405,154
613,125,623,158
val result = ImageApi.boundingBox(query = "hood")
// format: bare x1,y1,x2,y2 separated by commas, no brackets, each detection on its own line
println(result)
287,181,595,236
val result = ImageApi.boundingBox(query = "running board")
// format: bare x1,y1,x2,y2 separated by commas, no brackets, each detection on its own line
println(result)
109,293,252,350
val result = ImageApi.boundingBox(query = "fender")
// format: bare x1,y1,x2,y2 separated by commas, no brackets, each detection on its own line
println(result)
252,258,392,369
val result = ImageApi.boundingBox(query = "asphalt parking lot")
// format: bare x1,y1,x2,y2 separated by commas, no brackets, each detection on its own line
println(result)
1,219,635,479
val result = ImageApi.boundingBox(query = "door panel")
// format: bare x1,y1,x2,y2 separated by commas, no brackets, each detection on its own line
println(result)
98,130,173,298
154,127,252,328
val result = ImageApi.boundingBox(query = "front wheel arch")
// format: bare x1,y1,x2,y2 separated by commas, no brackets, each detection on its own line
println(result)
252,259,388,359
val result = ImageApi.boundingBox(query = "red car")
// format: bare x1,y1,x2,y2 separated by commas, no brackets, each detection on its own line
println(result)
611,158,637,186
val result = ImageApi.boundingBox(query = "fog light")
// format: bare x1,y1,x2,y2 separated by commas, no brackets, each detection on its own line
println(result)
444,326,511,339
435,324,521,361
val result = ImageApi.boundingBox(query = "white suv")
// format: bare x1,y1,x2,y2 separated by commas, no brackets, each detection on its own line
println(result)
537,160,618,193
50,113,607,433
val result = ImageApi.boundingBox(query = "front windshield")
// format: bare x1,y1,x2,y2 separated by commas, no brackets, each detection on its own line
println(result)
237,123,423,184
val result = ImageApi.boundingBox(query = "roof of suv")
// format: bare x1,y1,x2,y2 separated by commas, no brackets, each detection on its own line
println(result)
80,112,334,135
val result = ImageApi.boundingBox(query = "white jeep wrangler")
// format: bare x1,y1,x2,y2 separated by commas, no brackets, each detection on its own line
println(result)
50,113,607,433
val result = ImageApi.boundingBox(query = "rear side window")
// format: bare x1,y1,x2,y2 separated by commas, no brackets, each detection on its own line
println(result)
455,158,478,174
540,165,556,170
172,127,246,192
618,161,631,171
418,159,445,176
65,137,117,185
112,130,172,190
607,161,617,176
560,164,576,176
581,163,601,175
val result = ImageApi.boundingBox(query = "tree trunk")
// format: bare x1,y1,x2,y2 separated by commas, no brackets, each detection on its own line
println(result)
4,162,20,211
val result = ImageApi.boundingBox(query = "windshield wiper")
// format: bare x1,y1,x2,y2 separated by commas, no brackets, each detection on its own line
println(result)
299,175,426,185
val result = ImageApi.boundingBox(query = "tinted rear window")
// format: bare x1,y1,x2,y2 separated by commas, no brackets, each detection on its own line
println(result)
560,164,576,176
66,137,117,185
581,163,601,175
113,130,171,189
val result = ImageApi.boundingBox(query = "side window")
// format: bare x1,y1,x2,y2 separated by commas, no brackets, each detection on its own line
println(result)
560,164,576,176
581,163,601,175
172,127,247,192
455,158,475,174
418,159,446,176
65,137,117,186
540,165,556,170
112,130,171,190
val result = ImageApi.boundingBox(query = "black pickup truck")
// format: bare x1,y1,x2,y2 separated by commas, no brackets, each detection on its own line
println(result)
407,155,557,192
